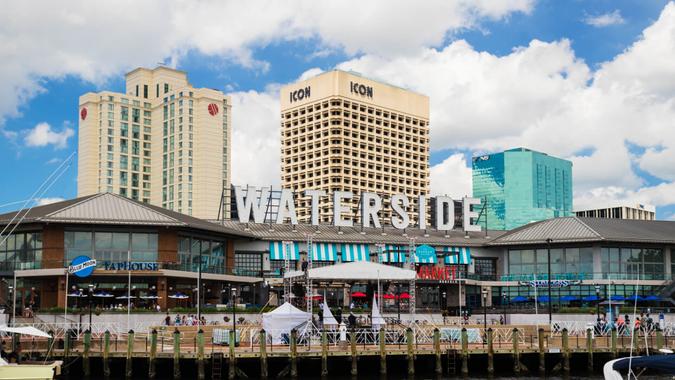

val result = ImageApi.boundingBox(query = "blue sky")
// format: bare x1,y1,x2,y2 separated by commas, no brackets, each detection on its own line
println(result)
1,0,674,219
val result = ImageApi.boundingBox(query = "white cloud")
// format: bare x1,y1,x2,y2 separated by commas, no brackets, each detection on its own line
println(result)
583,10,625,27
24,122,74,149
430,154,472,199
35,197,64,206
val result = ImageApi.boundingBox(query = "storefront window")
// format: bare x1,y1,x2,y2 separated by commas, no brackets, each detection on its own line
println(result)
507,247,594,280
601,247,664,280
234,252,261,276
1,232,43,270
177,235,226,274
66,231,157,264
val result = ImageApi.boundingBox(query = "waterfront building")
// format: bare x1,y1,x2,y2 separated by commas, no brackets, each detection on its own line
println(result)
575,202,656,221
279,70,430,224
0,194,673,313
78,66,232,219
472,148,573,230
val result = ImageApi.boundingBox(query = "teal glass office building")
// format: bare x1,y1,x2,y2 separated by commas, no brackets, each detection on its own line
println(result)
472,148,573,230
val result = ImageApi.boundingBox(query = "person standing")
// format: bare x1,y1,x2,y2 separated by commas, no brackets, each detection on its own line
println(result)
659,311,665,329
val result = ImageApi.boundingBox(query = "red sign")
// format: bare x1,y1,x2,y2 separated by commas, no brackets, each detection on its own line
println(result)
208,103,219,116
417,266,452,281
80,107,87,120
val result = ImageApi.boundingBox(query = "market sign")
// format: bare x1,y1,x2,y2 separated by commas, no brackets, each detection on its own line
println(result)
519,280,582,288
68,255,97,278
417,266,452,281
103,261,159,271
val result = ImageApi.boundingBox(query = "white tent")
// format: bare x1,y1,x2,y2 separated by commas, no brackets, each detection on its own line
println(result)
262,302,311,343
0,325,51,338
287,261,415,281
321,297,338,327
371,296,386,330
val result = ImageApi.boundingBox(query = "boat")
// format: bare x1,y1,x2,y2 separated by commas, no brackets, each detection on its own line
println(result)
603,351,675,379
0,325,62,380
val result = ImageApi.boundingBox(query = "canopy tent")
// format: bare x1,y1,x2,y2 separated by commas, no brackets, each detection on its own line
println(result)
371,296,386,330
321,297,338,327
262,302,311,343
0,325,51,338
286,261,416,281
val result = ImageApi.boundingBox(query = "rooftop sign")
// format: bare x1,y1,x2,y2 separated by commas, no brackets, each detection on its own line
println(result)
233,186,482,233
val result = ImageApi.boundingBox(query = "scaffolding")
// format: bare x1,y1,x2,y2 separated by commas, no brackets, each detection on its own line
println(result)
407,238,416,324
283,240,292,303
305,233,313,314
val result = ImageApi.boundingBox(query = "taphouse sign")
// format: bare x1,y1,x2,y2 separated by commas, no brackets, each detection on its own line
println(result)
233,186,483,232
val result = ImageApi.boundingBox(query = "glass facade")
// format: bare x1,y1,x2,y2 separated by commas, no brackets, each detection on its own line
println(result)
177,236,225,274
234,252,261,276
506,247,593,280
0,232,42,270
473,148,573,230
64,231,158,263
601,247,664,280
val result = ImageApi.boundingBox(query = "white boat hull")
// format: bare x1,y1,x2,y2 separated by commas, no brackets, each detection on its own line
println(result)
0,361,61,380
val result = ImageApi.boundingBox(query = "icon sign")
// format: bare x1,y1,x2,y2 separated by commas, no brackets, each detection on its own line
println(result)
208,103,219,116
80,107,88,120
68,255,97,278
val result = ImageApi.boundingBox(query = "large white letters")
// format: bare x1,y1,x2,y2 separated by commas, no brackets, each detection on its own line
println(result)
234,186,269,223
390,194,410,229
333,191,353,227
463,197,482,232
360,192,382,228
276,189,298,225
304,189,325,225
434,196,455,231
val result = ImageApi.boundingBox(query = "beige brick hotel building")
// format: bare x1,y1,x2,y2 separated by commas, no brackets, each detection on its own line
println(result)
280,70,430,224
78,67,232,219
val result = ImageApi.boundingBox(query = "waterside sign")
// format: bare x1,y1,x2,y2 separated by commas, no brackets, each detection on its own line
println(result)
233,186,483,233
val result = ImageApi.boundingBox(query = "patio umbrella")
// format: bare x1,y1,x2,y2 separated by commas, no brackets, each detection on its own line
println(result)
140,295,161,299
304,295,322,300
511,296,528,303
115,295,136,300
626,294,644,302
383,294,397,300
168,293,189,300
398,292,411,300
93,292,114,298
582,295,600,302
67,292,84,297
536,296,551,303
643,295,660,302
351,292,367,298
560,295,579,302
609,295,625,302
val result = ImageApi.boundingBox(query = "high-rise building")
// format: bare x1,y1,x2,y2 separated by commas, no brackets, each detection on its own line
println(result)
280,70,430,224
78,66,232,219
575,203,656,220
472,148,573,230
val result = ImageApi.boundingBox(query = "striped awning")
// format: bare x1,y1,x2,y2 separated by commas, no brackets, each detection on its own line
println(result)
341,244,369,262
312,243,338,262
414,244,438,264
379,245,407,263
269,241,300,261
444,246,472,265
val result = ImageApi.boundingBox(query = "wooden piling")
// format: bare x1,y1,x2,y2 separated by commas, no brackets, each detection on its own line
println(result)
322,329,329,377
103,330,111,378
149,329,157,379
228,329,236,380
260,329,268,379
512,328,520,375
586,328,593,372
83,329,91,378
126,329,134,378
538,328,545,377
406,327,415,377
610,329,617,358
562,328,570,375
47,330,54,356
434,328,442,375
461,328,469,376
656,329,664,350
173,328,181,379
350,328,357,376
487,328,494,376
197,329,205,380
290,328,298,378
63,328,71,376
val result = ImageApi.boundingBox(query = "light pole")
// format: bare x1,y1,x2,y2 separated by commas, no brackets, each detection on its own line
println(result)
502,292,507,325
396,284,401,323
7,285,13,327
594,285,601,320
442,291,447,324
231,287,237,347
88,284,94,331
546,238,553,325
482,288,488,331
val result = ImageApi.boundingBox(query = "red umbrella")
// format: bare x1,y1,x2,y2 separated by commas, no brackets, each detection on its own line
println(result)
351,292,367,298
305,295,323,300
382,294,396,300
398,292,411,299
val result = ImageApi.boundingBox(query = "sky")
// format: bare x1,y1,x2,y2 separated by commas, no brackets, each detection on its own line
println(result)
1,0,675,220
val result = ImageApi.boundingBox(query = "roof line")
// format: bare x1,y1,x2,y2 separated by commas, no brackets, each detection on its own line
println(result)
41,193,107,220
573,216,604,239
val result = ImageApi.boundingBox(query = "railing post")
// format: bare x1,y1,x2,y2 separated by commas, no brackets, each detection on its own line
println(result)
63,328,71,376
83,329,91,377
611,328,617,358
350,328,357,376
125,329,134,378
260,329,268,379
322,328,329,377
197,329,205,380
656,329,664,351
406,327,415,377
512,328,520,375
149,329,157,379
47,330,54,356
538,328,546,377
173,328,181,379
562,328,570,375
487,328,494,376
290,328,298,378
434,328,442,375
228,329,236,380
461,327,469,376
103,330,111,378
586,328,593,372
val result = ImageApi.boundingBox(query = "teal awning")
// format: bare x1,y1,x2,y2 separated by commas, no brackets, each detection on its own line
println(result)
312,243,338,262
269,241,300,261
341,244,369,262
379,245,406,263
414,244,437,264
444,246,472,265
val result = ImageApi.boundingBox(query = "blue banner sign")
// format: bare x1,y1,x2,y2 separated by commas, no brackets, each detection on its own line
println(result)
103,261,159,271
68,256,97,278
519,280,581,288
